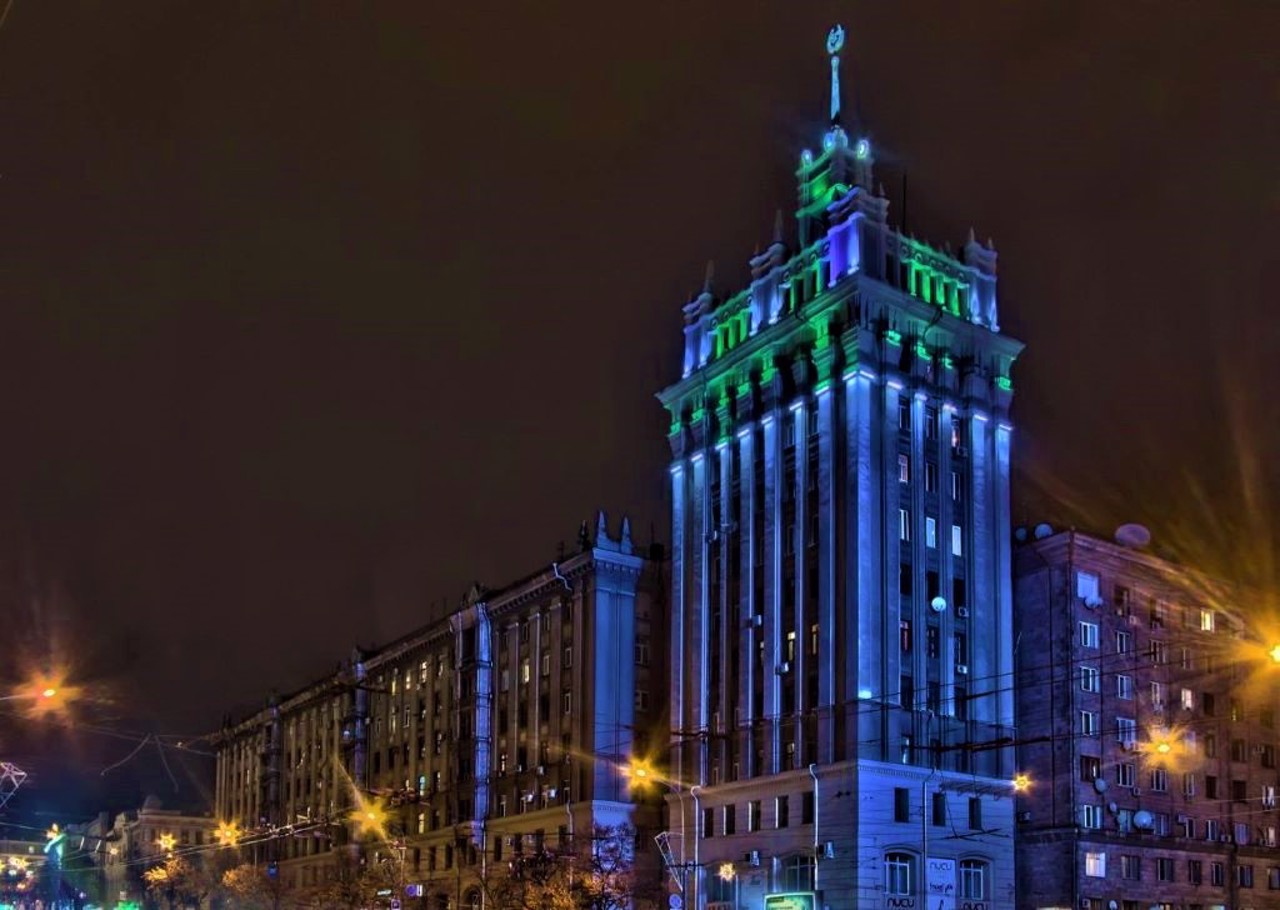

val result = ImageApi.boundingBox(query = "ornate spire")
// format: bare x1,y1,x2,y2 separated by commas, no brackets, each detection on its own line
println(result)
826,25,845,125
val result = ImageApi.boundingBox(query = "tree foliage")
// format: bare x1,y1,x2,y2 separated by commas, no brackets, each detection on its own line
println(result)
143,856,214,910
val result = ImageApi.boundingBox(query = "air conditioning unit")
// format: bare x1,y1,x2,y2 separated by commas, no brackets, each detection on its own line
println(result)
744,850,761,867
547,788,558,800
1127,614,1140,626
536,765,546,776
1221,835,1232,844
956,664,969,675
776,662,791,675
821,842,835,859
1130,787,1141,797
956,607,970,618
1017,811,1031,823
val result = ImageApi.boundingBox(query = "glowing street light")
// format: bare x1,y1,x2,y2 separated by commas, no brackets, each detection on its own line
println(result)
1012,773,1031,793
1269,643,1280,664
717,862,736,882
349,795,388,839
215,822,241,848
157,833,176,854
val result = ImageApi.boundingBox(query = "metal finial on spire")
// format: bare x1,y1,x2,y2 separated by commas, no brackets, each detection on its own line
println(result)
826,25,845,125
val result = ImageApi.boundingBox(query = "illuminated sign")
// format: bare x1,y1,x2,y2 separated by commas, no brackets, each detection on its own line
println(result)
764,893,816,910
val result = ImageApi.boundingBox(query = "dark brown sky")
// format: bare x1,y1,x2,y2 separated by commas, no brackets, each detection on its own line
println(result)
0,0,1275,800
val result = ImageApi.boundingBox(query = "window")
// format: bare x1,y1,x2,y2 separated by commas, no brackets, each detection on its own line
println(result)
885,853,914,896
1150,681,1165,707
1082,804,1103,829
1203,693,1216,716
1148,640,1168,664
932,792,946,826
776,795,789,829
1080,710,1098,735
1116,675,1133,699
951,470,961,500
1232,779,1248,802
1116,629,1133,654
1205,733,1217,757
925,517,937,549
1116,717,1137,747
1079,622,1099,648
1211,862,1225,886
1077,571,1100,602
968,797,982,830
1181,687,1195,710
894,788,911,823
564,691,574,714
900,619,912,653
1149,767,1167,792
924,462,938,491
1231,739,1247,762
1117,762,1136,787
951,525,963,557
1264,785,1276,808
520,658,531,684
801,792,814,825
899,401,911,431
1157,858,1174,882
1236,822,1250,845
1080,755,1101,781
748,800,761,833
1269,866,1280,889
702,807,714,839
1206,819,1220,841
635,636,650,666
1200,609,1215,632
781,855,815,891
1080,665,1099,692
959,860,987,900
1121,854,1141,880
898,453,910,484
1188,860,1203,885
723,805,736,835
1206,775,1218,799
1182,773,1196,796
1262,745,1276,768
1239,865,1255,889
541,652,551,676
899,509,910,541
1084,851,1106,877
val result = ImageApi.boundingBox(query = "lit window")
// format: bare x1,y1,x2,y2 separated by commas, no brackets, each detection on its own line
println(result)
1084,851,1106,876
1181,687,1195,710
1076,571,1100,602
1200,609,1215,632
899,509,911,541
898,454,910,484
520,659,531,684
951,525,963,556
1079,622,1099,649
925,518,937,549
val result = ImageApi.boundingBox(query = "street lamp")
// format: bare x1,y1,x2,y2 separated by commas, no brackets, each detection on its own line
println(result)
215,822,242,848
624,759,691,901
1012,773,1031,793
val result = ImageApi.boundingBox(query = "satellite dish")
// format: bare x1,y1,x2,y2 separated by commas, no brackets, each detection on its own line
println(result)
1033,523,1053,540
1014,526,1028,542
1115,523,1152,548
1093,777,1108,793
1107,801,1118,814
1133,810,1155,830
930,596,947,613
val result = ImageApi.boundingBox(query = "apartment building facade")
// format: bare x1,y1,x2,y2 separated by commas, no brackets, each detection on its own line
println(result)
214,515,665,907
658,26,1022,910
1015,528,1280,910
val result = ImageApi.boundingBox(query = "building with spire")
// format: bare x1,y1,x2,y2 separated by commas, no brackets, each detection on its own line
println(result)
657,26,1022,910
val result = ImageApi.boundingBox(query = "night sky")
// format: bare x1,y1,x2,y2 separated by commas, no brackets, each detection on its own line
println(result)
0,2,1274,814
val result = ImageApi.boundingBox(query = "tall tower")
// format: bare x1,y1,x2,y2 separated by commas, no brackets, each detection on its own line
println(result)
658,27,1023,910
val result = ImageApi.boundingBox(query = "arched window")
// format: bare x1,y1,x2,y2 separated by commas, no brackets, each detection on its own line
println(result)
959,859,988,899
465,888,482,910
885,852,914,896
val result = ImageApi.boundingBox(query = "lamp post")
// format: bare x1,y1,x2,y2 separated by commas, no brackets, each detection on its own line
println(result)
624,760,691,901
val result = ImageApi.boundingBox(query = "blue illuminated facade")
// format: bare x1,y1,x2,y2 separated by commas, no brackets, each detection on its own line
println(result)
658,28,1023,910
